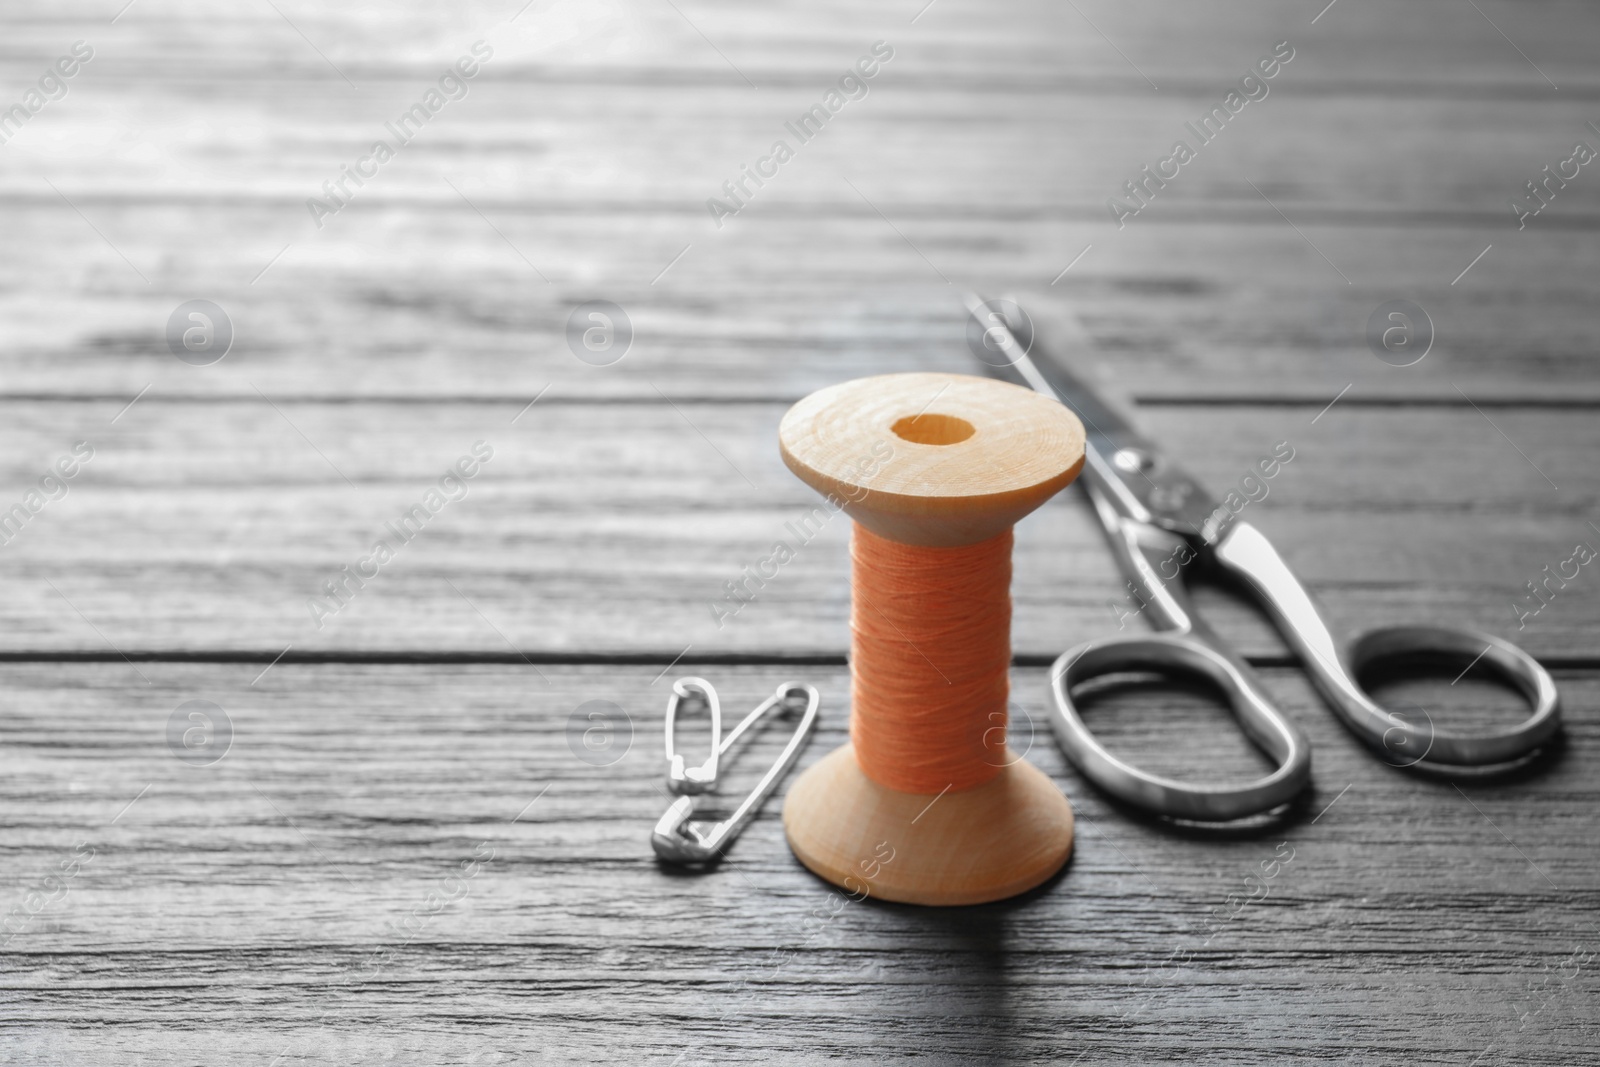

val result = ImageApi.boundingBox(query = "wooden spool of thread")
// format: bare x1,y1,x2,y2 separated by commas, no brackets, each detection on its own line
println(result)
779,372,1086,906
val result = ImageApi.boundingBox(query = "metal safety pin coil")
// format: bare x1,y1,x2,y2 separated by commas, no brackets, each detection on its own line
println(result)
664,677,722,794
653,680,820,863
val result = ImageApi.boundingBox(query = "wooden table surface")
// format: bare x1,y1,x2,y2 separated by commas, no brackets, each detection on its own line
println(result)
1,1,1596,1063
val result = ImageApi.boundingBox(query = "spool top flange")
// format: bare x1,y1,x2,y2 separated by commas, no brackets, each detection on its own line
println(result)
778,372,1086,547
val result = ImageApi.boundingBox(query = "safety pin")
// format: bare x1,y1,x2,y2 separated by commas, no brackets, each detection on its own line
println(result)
652,680,820,864
664,677,722,795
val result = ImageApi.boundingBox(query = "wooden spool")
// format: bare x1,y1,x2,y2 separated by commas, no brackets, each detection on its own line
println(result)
778,372,1086,906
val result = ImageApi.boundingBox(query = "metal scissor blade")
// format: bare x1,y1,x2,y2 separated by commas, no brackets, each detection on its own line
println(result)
962,293,1224,542
961,292,1149,459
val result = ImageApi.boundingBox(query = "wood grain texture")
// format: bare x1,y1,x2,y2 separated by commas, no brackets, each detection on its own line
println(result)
4,219,1600,402
784,744,1076,907
2,4,1600,403
1,0,1597,1060
0,401,1593,657
0,663,1593,1065
778,372,1086,545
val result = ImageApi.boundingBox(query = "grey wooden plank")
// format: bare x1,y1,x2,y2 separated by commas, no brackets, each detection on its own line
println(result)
0,662,1593,1064
0,2,1595,1063
8,214,1597,402
0,400,1592,657
15,73,1600,216
7,0,1598,89
1,9,1598,401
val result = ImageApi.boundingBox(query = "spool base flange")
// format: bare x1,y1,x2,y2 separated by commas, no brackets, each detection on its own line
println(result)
782,744,1074,906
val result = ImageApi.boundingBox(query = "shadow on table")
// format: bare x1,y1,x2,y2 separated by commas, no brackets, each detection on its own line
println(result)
830,850,1079,1066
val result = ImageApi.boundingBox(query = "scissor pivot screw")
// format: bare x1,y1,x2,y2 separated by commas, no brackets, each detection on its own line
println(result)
1112,447,1156,474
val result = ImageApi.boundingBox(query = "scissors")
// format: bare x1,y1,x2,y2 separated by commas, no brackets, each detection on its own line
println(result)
963,294,1561,821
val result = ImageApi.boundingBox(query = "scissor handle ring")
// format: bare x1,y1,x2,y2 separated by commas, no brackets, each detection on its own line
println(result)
1048,635,1312,822
1344,625,1561,767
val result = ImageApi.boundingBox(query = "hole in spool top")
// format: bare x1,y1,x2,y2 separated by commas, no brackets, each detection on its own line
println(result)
891,413,975,446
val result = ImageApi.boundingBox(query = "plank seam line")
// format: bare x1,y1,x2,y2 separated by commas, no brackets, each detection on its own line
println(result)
0,651,1596,670
2,395,1597,410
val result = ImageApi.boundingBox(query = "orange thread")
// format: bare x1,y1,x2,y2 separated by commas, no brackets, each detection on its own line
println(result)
850,523,1012,794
